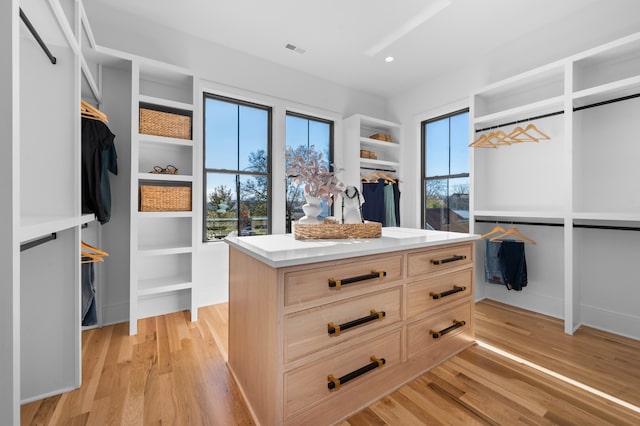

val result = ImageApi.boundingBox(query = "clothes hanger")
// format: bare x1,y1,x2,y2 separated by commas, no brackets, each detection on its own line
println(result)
469,133,497,148
81,241,109,257
487,130,519,146
81,99,109,123
81,251,104,264
489,227,537,245
523,123,551,140
380,172,396,183
481,225,507,239
508,125,539,143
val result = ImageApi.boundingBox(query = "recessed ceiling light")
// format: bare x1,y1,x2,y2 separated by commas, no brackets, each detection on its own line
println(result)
385,56,394,63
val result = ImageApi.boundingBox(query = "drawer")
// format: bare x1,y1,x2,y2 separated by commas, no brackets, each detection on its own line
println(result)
284,329,401,419
407,268,472,318
407,300,473,359
284,254,402,306
284,287,402,362
407,243,472,277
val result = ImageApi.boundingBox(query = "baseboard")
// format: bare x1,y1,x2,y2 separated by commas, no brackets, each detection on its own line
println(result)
580,304,640,341
21,385,77,405
481,285,563,320
138,290,190,319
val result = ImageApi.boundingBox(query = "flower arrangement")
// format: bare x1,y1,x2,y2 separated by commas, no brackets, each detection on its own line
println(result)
285,145,344,205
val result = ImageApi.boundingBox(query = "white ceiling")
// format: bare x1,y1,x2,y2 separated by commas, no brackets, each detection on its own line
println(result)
89,0,640,97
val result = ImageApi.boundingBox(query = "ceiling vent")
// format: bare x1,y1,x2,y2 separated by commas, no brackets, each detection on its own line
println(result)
285,43,306,54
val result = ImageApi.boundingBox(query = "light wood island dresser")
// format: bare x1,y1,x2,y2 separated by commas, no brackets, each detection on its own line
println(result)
225,227,479,425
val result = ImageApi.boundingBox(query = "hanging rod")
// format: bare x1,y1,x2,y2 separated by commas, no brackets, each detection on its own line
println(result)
19,8,57,65
475,219,564,227
573,224,640,232
475,91,640,133
475,110,564,133
20,233,57,252
475,219,640,231
360,166,397,173
573,92,640,112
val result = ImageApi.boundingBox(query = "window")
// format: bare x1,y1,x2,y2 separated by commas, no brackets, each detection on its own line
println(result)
203,94,271,241
422,109,469,232
285,112,333,232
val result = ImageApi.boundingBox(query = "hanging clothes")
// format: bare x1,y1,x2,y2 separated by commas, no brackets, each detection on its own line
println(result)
81,261,96,326
498,240,528,291
361,178,386,226
392,182,401,226
81,117,117,224
361,178,402,227
383,183,396,227
484,239,505,285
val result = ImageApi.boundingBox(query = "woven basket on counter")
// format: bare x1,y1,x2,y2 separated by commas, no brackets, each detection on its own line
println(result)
139,106,191,140
293,220,382,240
139,184,192,212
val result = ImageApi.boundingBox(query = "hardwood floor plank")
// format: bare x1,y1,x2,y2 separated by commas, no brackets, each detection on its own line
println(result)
20,300,640,425
475,299,640,408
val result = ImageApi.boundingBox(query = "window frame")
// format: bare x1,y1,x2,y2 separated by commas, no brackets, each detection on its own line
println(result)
421,107,470,231
202,92,273,242
285,110,334,232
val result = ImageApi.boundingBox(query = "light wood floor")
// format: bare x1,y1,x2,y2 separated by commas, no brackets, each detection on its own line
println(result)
22,300,640,425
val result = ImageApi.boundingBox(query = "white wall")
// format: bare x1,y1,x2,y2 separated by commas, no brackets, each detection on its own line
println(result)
386,2,640,229
85,5,388,311
1,0,19,422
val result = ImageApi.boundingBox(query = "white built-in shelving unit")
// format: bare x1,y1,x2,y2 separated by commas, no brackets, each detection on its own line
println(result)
470,32,640,339
129,60,198,335
343,115,401,216
1,0,109,422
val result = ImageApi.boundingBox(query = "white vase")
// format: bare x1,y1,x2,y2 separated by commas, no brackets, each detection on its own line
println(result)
299,193,323,224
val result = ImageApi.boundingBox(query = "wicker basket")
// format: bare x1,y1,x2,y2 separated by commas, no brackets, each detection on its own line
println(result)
293,220,382,239
139,107,191,140
140,185,192,212
369,133,393,142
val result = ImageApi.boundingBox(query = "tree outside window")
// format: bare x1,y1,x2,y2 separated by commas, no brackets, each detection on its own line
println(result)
422,109,469,232
203,94,271,241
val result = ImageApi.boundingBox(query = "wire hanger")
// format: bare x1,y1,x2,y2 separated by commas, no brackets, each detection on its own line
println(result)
81,99,109,123
489,227,537,245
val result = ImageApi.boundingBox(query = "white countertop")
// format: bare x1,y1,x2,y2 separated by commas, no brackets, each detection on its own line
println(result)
224,227,479,268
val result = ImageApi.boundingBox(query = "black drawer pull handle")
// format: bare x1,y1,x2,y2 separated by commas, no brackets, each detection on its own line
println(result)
430,320,466,339
430,255,466,265
328,310,386,335
430,285,466,300
327,356,385,390
328,270,387,288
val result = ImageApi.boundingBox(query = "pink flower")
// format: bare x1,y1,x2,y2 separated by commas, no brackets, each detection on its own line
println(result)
286,145,344,205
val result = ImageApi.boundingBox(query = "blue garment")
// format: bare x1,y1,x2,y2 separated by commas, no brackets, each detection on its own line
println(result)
392,182,401,226
484,239,505,284
361,179,386,226
498,240,528,291
81,261,96,326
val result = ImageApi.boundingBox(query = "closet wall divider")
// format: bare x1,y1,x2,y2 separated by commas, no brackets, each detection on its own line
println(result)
1,0,120,422
470,32,640,339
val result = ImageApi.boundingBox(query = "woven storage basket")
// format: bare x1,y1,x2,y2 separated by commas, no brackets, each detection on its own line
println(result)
140,185,191,212
139,108,191,140
369,133,393,142
293,221,382,239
